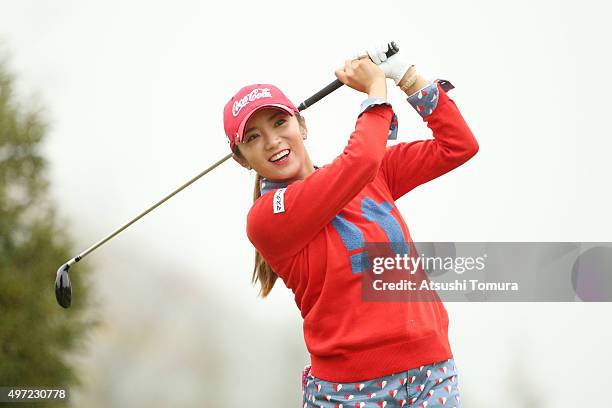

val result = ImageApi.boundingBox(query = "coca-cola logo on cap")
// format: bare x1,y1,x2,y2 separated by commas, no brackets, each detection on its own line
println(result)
232,88,273,117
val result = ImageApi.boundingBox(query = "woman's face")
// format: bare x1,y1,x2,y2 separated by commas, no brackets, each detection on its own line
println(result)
234,107,314,183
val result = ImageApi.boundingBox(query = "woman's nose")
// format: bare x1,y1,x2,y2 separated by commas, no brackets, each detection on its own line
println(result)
264,133,281,150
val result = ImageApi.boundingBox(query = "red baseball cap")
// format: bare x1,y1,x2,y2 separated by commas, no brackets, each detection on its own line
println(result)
223,84,299,153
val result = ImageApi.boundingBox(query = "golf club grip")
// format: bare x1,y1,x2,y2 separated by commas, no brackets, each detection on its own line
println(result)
297,41,399,111
297,80,343,112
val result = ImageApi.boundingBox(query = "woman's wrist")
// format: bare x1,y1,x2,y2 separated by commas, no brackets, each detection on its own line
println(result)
366,78,387,100
399,66,430,96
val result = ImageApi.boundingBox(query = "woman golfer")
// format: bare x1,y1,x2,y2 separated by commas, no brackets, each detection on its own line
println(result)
223,44,478,407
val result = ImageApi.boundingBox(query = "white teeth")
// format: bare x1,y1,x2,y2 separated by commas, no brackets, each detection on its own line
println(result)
270,149,289,161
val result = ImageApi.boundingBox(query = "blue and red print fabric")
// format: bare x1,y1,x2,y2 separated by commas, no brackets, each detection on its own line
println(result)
302,358,462,408
406,79,454,118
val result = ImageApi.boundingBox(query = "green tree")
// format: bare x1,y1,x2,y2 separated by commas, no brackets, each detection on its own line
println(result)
0,59,96,407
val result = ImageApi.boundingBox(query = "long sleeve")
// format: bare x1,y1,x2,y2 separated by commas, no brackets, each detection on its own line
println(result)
380,82,479,201
247,104,395,264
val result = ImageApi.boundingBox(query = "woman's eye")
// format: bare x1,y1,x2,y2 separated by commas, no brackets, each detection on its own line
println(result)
275,119,286,126
246,134,259,143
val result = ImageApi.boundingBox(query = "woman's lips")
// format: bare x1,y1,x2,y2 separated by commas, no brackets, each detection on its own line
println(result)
269,149,291,166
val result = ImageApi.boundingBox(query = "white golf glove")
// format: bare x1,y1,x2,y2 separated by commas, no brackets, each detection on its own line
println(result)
365,42,413,85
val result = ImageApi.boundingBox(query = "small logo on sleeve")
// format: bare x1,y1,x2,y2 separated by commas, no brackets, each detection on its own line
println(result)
273,188,286,214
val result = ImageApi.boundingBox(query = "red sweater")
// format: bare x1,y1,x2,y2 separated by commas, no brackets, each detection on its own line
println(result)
247,83,478,382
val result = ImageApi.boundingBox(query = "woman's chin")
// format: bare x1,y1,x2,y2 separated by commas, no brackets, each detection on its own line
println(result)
265,164,299,183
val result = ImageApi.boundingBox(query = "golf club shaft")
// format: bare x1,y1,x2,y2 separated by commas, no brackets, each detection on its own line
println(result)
65,42,400,267
66,152,232,267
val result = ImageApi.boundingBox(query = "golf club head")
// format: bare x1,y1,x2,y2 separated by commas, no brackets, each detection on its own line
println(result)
55,263,72,308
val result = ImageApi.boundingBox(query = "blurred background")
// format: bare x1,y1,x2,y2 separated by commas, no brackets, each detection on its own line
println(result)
0,0,611,406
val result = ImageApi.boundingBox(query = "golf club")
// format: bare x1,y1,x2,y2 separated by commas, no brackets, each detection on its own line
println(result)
55,42,399,308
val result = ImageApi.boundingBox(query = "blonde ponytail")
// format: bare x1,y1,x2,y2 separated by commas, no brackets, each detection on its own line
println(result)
251,172,278,298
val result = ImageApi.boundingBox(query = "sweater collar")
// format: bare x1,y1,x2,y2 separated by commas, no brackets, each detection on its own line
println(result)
259,165,319,195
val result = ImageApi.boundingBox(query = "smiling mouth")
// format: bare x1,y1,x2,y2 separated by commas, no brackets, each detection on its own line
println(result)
269,149,291,162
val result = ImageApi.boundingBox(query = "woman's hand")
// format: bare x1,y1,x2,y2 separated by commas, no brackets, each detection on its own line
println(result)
365,43,413,85
335,57,387,99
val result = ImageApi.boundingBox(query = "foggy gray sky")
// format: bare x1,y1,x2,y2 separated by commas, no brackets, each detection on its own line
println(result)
1,1,611,406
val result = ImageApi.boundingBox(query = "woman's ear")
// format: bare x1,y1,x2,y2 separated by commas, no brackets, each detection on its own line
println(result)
231,152,252,170
300,123,308,140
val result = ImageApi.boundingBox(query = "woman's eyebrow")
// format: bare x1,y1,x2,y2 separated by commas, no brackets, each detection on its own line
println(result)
269,110,287,120
244,111,287,134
